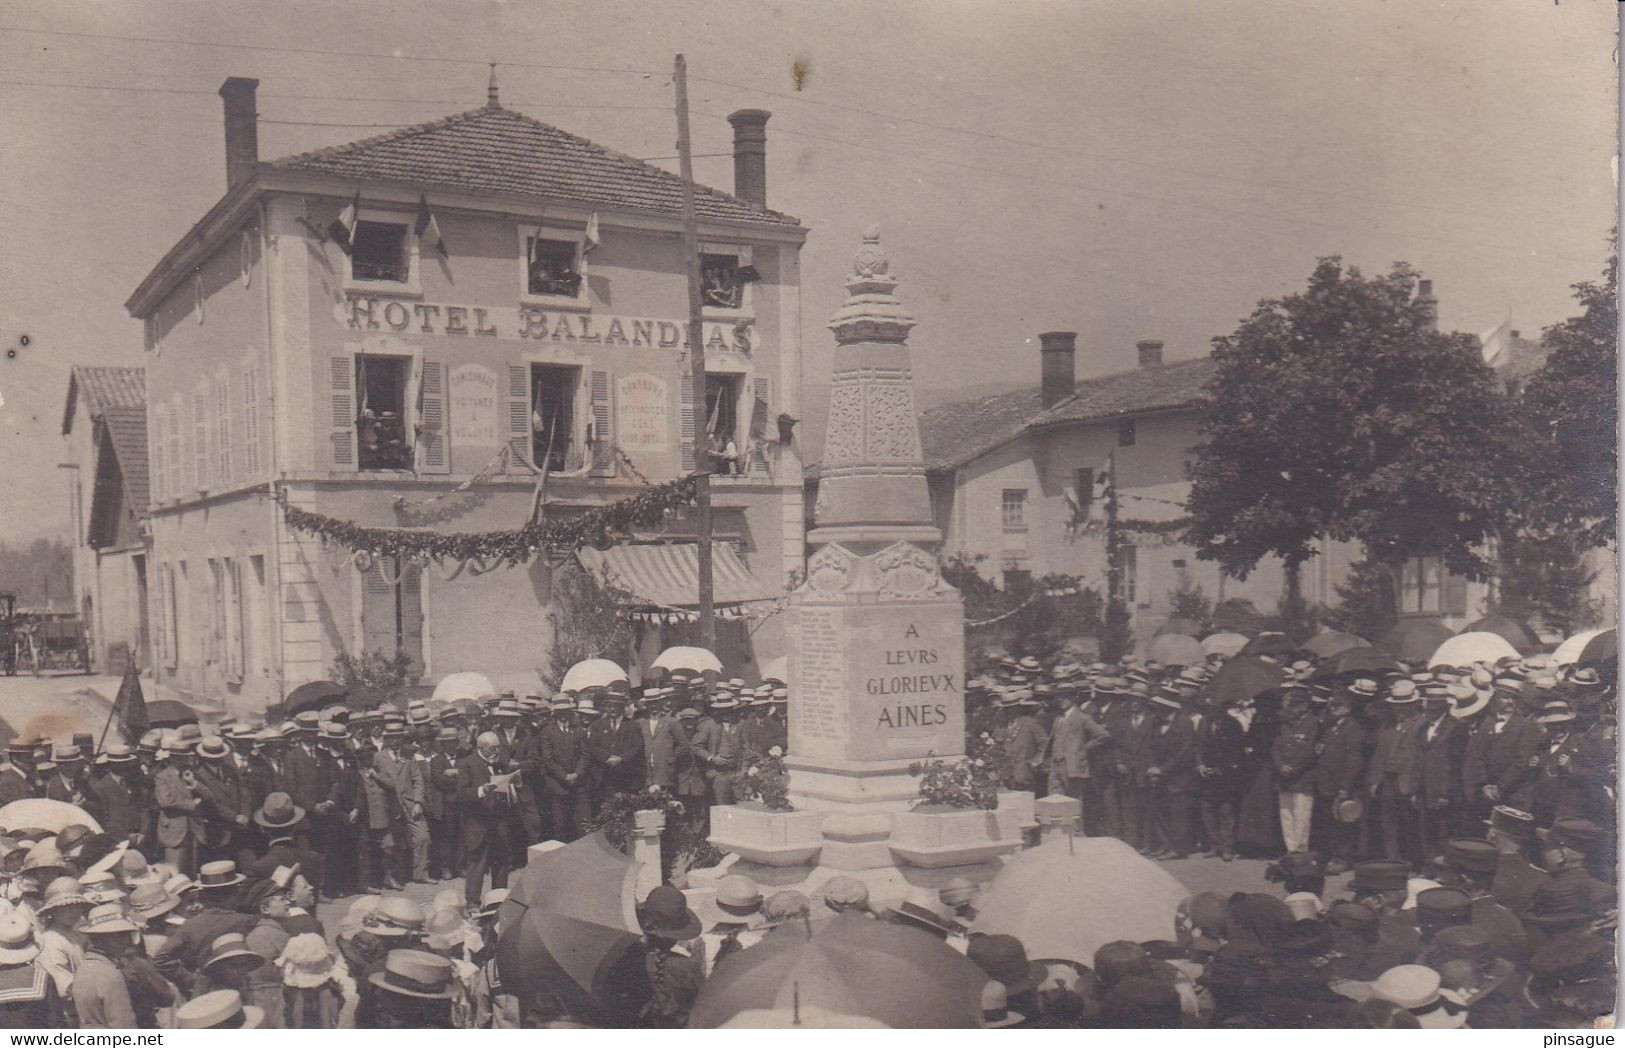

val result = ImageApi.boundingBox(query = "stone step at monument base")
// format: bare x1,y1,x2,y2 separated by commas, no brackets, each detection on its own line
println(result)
690,856,1008,915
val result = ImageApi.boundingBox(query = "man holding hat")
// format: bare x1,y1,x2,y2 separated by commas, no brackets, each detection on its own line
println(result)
193,736,255,865
1461,678,1541,829
154,727,206,876
1313,686,1366,869
1364,681,1425,864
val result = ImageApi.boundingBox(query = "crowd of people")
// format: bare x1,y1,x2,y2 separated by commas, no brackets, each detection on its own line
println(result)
0,642,1612,1029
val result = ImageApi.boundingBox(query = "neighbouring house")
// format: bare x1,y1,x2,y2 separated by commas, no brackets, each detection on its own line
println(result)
62,366,151,672
125,76,807,716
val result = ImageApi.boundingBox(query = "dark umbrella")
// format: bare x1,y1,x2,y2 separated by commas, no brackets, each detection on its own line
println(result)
344,686,393,711
1378,619,1455,663
688,912,987,1029
1464,615,1536,654
1578,628,1619,665
1155,617,1204,638
1203,655,1284,707
495,831,645,1023
284,680,348,715
1301,631,1369,658
1239,631,1297,658
1309,645,1398,680
144,699,198,729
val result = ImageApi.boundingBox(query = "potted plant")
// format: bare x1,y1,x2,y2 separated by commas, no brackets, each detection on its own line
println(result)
708,749,825,867
889,749,1023,868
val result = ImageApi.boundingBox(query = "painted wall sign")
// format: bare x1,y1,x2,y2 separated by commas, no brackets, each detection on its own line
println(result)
448,363,500,447
340,296,758,353
616,372,670,453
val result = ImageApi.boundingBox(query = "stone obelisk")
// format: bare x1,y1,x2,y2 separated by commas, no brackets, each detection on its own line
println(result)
786,226,967,871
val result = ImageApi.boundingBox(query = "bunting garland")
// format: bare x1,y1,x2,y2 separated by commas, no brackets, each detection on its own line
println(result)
267,473,700,566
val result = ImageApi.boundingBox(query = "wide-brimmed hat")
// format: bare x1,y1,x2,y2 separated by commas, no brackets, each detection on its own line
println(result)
36,875,90,916
980,979,1025,1028
367,896,427,937
1536,700,1575,725
22,843,70,877
889,886,964,938
277,932,342,989
820,876,871,912
639,885,702,940
475,887,509,920
254,792,306,830
1520,879,1591,927
319,724,349,744
1384,680,1418,705
127,882,182,924
369,950,457,1000
95,744,138,765
1371,965,1464,1028
423,909,473,953
0,911,38,964
492,699,522,719
175,989,264,1029
1447,682,1490,719
1539,816,1605,852
189,861,246,890
169,724,204,752
76,901,141,936
574,698,600,716
293,711,322,734
202,933,266,974
967,933,1047,995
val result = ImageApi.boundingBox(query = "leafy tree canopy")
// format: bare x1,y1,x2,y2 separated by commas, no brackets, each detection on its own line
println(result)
1187,257,1517,580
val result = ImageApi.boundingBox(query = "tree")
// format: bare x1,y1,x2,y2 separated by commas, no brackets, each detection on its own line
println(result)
1492,532,1601,638
1166,576,1213,625
541,563,636,692
1517,249,1617,550
1323,557,1398,641
1187,258,1519,583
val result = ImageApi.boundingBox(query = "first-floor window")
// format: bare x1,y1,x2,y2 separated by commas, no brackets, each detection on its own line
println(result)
356,354,413,470
526,237,582,297
704,374,742,475
1001,489,1028,529
351,220,410,283
701,253,743,309
531,364,579,471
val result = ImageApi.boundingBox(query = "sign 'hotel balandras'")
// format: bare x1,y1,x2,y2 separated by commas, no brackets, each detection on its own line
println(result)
342,294,758,353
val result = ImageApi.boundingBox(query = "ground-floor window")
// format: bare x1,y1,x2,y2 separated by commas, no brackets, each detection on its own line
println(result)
360,556,424,672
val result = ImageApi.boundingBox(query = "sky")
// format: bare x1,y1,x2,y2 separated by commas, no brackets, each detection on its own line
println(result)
0,0,1617,544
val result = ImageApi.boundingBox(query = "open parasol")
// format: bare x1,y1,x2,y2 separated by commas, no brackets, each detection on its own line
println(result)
1309,645,1397,680
1200,632,1249,658
1378,619,1455,664
0,799,103,836
284,680,347,715
1553,627,1617,666
1429,631,1520,669
1144,633,1203,668
560,659,630,694
652,646,723,675
431,671,498,704
1239,631,1297,657
758,655,788,684
1203,654,1283,706
144,699,199,729
495,831,645,1023
972,836,1189,967
1301,631,1369,659
1464,615,1536,654
689,912,986,1029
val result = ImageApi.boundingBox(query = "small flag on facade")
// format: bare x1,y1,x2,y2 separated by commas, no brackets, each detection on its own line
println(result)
584,211,601,253
415,194,447,258
528,208,548,265
1478,317,1513,369
327,189,361,255
113,654,149,744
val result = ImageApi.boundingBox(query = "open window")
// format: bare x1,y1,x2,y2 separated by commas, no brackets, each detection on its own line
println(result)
703,373,742,475
531,363,580,472
526,237,583,298
351,220,411,283
356,354,413,471
701,253,743,309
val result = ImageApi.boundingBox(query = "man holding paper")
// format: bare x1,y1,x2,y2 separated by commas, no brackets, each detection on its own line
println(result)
459,732,522,909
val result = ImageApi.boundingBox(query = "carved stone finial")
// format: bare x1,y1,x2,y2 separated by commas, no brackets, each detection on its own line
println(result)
829,225,913,345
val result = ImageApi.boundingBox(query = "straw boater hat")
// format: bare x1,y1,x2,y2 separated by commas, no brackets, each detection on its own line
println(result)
0,911,39,965
1370,964,1466,1029
475,887,509,921
175,989,264,1030
369,950,458,1000
95,744,138,766
188,860,246,891
713,875,763,918
574,698,600,717
366,896,427,938
202,933,266,977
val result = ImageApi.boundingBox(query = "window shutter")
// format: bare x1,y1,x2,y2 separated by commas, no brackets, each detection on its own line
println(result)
507,363,531,471
680,371,696,473
1443,568,1469,618
401,561,424,673
749,376,772,476
151,410,166,502
215,373,232,485
193,391,210,490
590,369,615,477
168,401,183,496
418,360,450,474
153,566,167,667
329,355,356,471
226,559,242,680
242,365,260,477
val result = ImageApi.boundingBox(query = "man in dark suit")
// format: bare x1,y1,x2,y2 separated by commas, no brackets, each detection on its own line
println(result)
1195,695,1251,861
281,718,333,850
424,728,463,879
241,792,327,888
539,700,589,841
1416,684,1471,859
1365,682,1425,864
1147,690,1198,859
1461,680,1542,824
589,694,646,813
459,731,521,908
88,745,144,844
192,737,254,864
1110,686,1158,852
1311,687,1366,868
508,709,546,856
0,741,37,806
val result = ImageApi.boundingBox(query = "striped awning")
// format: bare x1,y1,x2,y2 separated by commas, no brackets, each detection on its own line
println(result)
577,543,777,608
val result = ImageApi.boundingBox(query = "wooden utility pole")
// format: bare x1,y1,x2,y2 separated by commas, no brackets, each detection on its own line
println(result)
674,54,715,649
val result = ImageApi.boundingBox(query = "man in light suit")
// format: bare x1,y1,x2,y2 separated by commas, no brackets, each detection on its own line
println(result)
153,727,206,876
1047,681,1111,834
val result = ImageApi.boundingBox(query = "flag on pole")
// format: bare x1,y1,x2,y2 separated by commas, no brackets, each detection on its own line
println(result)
112,655,149,745
415,194,447,258
528,208,548,265
1088,455,1113,526
584,212,601,253
1478,317,1513,369
327,189,361,255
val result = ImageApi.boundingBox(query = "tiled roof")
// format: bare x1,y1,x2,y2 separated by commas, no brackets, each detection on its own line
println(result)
63,366,145,435
1495,334,1549,388
269,105,800,228
919,357,1215,471
92,406,151,528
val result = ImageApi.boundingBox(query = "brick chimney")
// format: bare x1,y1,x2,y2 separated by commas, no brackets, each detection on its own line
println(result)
1136,339,1164,369
727,109,770,206
219,77,260,189
1415,278,1438,331
1040,331,1077,409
